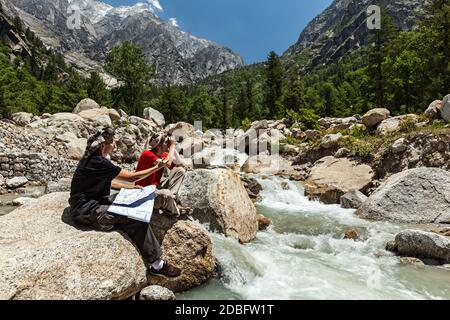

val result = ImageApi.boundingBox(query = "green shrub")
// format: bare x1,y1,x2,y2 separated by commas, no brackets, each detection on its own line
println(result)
285,108,320,130
354,142,375,161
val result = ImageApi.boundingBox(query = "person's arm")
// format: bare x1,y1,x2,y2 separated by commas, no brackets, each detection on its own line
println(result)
112,181,143,190
117,163,164,183
164,137,177,167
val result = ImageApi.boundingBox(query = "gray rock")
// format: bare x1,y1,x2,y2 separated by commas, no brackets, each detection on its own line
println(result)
391,138,407,153
143,108,166,127
251,120,269,130
362,108,390,128
72,98,100,114
340,190,368,209
50,113,85,123
148,218,215,293
78,110,112,127
320,133,342,149
6,177,28,189
45,178,72,194
424,100,443,119
357,168,450,223
56,132,78,143
305,156,374,204
12,112,33,126
398,257,425,266
394,229,450,263
139,286,176,301
0,174,4,187
305,130,321,140
12,197,35,206
441,94,450,122
377,114,418,136
0,193,148,300
178,169,258,243
335,147,350,158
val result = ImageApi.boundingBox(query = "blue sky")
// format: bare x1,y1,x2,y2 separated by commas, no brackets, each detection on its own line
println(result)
103,0,332,64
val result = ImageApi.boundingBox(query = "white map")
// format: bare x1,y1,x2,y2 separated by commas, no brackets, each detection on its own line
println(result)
108,186,157,223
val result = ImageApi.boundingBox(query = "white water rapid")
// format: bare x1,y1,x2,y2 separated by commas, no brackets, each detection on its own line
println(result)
178,175,450,300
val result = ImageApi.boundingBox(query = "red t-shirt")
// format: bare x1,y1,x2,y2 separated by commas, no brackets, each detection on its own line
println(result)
135,151,174,187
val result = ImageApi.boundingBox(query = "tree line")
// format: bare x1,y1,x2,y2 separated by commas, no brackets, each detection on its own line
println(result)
0,0,448,132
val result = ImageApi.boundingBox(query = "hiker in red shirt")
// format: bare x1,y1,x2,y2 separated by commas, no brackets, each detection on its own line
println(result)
136,132,188,217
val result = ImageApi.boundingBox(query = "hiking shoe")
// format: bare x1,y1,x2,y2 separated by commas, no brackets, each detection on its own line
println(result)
151,262,182,278
178,205,193,216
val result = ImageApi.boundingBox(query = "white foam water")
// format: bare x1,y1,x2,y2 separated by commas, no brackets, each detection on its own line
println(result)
178,176,450,300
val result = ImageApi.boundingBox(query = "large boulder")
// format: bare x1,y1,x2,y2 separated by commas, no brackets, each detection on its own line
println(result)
376,114,418,136
320,133,342,149
340,190,368,209
139,285,176,300
73,98,100,114
357,168,450,223
393,229,450,263
166,122,196,138
6,177,28,189
143,108,166,127
128,116,156,136
441,94,450,122
149,218,215,292
0,193,215,299
362,108,390,128
45,178,72,194
424,100,443,119
319,116,359,130
67,138,88,160
78,108,120,127
56,132,87,160
12,112,33,126
178,169,258,243
304,156,374,204
0,193,148,300
241,154,304,180
49,113,85,123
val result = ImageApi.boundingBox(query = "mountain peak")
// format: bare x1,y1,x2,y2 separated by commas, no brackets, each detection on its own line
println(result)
3,0,244,85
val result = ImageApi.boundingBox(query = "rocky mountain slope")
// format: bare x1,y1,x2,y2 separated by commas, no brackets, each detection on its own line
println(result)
283,0,425,69
2,0,244,86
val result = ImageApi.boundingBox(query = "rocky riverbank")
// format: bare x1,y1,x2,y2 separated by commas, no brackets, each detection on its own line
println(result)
0,95,449,299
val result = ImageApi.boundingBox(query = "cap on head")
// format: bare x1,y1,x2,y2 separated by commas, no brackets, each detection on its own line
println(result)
147,132,165,150
84,127,115,158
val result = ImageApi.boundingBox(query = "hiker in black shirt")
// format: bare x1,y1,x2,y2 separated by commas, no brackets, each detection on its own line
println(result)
69,127,181,278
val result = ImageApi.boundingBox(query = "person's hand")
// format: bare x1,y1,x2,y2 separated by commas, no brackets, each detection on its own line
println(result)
135,185,144,189
168,136,177,147
156,159,168,168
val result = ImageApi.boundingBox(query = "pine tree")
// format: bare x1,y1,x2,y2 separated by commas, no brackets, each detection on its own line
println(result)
246,79,255,119
283,65,306,112
86,72,109,106
264,51,284,119
366,7,399,108
157,85,186,124
319,82,337,116
105,42,153,116
189,86,214,128
421,0,450,94
236,83,250,122
221,81,229,130
13,16,24,33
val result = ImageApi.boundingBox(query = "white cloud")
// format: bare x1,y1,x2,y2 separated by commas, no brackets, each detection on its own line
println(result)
169,18,179,27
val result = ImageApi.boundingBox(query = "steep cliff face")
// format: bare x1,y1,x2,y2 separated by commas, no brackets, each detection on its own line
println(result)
283,0,425,68
2,0,244,85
